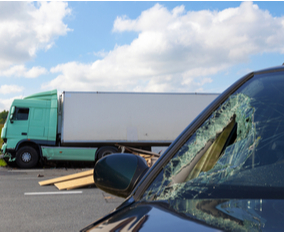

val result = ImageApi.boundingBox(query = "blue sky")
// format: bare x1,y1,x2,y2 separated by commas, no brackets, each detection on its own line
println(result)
1,1,284,111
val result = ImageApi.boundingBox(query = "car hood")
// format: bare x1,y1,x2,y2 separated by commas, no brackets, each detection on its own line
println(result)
81,198,284,231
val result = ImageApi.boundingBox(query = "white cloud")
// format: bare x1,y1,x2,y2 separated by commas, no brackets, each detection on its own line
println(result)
44,2,284,93
0,85,24,95
25,66,48,78
93,50,109,58
0,95,24,112
1,65,47,78
0,85,24,111
0,2,71,70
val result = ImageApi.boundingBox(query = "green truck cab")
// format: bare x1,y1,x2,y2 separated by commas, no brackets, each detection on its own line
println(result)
1,90,58,168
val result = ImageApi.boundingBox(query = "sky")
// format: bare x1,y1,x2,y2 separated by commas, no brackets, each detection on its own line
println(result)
0,1,284,112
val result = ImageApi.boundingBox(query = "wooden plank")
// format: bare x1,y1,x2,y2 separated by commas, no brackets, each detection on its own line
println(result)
38,169,93,186
54,175,95,190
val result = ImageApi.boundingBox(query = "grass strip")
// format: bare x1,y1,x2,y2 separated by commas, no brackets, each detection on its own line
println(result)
0,158,7,167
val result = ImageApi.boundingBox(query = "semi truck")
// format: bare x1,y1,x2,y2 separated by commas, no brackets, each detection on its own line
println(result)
1,90,219,168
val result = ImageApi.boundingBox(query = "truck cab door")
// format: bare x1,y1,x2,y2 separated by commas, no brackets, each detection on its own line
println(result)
7,107,30,140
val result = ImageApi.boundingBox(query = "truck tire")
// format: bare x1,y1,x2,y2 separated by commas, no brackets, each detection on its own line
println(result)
96,146,118,161
16,146,39,169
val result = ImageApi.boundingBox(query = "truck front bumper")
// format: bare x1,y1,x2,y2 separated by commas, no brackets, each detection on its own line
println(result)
1,144,16,162
1,143,7,154
2,152,15,162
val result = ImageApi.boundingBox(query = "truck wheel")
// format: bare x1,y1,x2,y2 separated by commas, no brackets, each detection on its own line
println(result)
96,146,118,161
16,146,39,169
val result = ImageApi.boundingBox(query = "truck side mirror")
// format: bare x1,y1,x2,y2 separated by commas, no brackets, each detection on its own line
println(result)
94,153,149,198
9,106,15,123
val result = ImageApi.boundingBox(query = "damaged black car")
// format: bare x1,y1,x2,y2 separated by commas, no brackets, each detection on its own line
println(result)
81,65,284,232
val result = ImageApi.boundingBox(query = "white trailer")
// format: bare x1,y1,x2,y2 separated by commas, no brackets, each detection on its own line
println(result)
58,91,218,158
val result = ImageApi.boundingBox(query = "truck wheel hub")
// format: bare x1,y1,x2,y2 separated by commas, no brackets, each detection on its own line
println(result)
22,152,31,162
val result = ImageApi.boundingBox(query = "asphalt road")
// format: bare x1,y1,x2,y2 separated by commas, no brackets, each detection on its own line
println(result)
0,166,124,232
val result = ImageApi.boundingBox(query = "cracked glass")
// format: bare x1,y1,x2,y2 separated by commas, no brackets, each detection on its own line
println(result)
139,71,284,230
142,71,284,202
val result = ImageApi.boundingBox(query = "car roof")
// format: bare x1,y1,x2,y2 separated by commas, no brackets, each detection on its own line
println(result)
254,64,284,74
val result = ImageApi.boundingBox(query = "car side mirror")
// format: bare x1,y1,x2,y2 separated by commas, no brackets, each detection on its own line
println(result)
94,153,149,198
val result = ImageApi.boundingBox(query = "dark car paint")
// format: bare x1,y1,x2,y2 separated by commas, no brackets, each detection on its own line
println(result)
81,66,284,232
81,199,218,232
82,198,284,231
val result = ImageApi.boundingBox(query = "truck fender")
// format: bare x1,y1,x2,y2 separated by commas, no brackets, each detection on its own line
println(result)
15,140,42,158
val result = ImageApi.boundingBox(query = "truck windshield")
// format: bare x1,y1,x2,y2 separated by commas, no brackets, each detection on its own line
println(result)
142,71,284,202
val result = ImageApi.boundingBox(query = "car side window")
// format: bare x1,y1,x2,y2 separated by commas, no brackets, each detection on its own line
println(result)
142,71,284,202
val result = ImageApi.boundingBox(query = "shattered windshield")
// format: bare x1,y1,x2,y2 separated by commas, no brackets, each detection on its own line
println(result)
142,72,284,202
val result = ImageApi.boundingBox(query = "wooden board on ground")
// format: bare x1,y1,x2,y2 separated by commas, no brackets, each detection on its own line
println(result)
55,175,95,190
38,169,93,186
